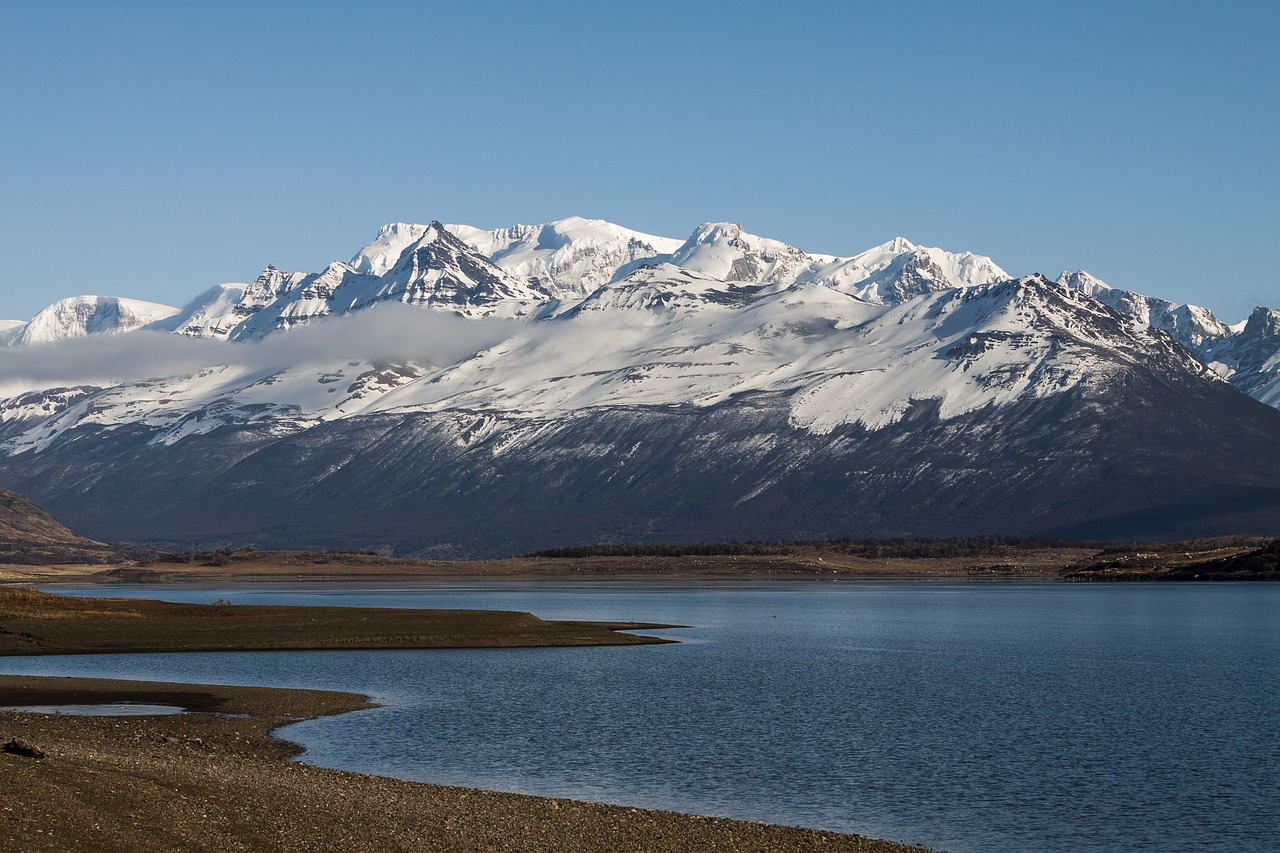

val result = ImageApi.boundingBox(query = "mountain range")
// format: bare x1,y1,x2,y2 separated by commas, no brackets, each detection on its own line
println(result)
1,217,1278,557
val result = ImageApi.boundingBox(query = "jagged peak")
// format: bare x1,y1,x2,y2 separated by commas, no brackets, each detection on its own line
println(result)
677,221,804,251
871,236,918,255
253,265,282,281
318,260,362,278
375,222,429,238
955,273,1051,299
247,265,308,290
399,221,480,258
688,221,744,241
1243,305,1280,335
350,223,433,276
1057,270,1111,292
934,274,1092,313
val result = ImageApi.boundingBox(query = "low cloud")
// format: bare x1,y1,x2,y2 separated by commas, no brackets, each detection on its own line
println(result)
0,304,518,393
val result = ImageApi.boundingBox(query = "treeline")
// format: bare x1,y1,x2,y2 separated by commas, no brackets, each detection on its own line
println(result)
147,547,383,566
525,536,1091,560
1093,535,1272,555
527,542,789,558
816,536,1093,559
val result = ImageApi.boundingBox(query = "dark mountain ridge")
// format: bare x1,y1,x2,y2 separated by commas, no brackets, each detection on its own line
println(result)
4,365,1279,558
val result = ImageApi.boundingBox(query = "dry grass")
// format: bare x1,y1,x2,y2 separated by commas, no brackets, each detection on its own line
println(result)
0,587,141,619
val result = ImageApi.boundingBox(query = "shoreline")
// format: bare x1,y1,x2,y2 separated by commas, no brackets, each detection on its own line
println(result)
6,536,1273,584
0,589,936,849
0,550,1085,586
0,674,936,852
0,587,676,657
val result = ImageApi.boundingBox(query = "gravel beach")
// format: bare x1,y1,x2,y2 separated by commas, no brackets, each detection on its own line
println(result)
0,675,936,853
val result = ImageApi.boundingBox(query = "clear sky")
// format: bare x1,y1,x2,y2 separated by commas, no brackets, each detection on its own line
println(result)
2,0,1276,323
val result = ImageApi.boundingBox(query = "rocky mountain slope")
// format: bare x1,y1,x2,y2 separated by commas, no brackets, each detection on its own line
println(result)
1054,271,1232,354
0,485,88,545
1201,307,1280,407
1,217,1278,556
0,485,128,564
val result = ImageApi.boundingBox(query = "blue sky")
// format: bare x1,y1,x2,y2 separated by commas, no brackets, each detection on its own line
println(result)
2,0,1276,322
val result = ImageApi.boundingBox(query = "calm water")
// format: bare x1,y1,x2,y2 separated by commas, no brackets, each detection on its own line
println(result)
5,582,1277,853
0,703,186,716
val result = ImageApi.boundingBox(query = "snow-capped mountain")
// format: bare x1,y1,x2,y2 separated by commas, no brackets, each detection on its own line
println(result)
351,217,683,300
1201,306,1280,407
3,219,1275,416
608,225,1010,306
0,320,24,346
1,296,179,347
1051,269,1280,406
1056,271,1231,355
629,222,817,286
154,223,551,342
163,283,253,339
349,222,430,277
448,216,682,298
15,271,1137,453
2,216,1279,555
801,237,1009,304
349,273,1196,436
358,222,550,317
2,220,1015,350
6,218,1262,393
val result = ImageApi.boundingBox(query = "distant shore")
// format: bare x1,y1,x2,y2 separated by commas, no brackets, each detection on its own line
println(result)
0,545,1095,585
6,534,1277,585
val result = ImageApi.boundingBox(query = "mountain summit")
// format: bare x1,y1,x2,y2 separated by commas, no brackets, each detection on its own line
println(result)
1,296,180,346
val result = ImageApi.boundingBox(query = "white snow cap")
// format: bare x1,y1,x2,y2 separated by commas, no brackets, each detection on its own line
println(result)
8,296,179,347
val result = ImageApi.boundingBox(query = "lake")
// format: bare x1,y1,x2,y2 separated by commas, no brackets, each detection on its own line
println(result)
4,581,1276,853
